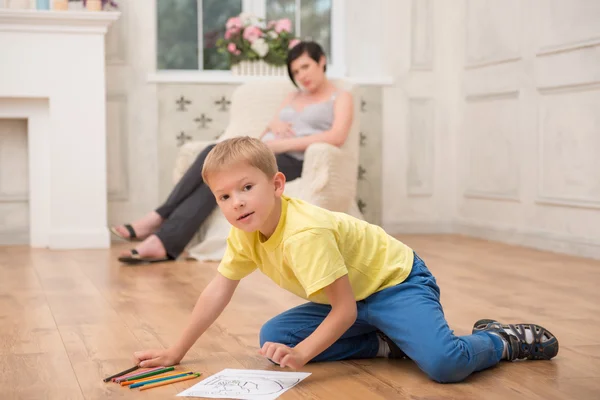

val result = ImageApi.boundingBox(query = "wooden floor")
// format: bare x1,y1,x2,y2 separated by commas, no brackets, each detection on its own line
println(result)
1,234,599,399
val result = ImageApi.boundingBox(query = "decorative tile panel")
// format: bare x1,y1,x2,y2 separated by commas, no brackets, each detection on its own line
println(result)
158,83,384,226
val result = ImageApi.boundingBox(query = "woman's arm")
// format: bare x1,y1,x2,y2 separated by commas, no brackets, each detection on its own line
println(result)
260,92,297,139
265,91,354,153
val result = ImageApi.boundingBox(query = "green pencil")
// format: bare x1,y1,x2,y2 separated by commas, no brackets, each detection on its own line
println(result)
123,366,175,381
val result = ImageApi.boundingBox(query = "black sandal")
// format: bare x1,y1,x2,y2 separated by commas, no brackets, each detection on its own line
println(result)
110,224,140,242
118,249,172,265
472,319,559,361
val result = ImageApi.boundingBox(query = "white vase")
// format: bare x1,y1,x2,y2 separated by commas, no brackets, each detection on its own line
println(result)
231,60,287,77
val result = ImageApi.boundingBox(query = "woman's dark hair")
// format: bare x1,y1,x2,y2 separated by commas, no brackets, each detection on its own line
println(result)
286,41,327,87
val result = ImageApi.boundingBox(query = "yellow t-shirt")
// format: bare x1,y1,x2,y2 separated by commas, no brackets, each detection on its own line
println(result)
217,195,414,304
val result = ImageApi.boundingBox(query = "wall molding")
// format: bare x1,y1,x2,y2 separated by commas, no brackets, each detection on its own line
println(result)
536,36,600,57
463,90,521,202
407,97,435,196
384,219,600,261
106,93,129,202
464,0,522,70
465,89,520,102
537,81,600,95
535,196,600,211
463,190,520,202
536,82,600,209
464,56,521,70
410,0,434,71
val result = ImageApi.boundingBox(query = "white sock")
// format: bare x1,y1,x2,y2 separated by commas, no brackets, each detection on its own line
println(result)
490,332,509,359
376,335,390,358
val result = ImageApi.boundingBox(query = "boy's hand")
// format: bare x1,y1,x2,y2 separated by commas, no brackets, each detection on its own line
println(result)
259,342,308,370
133,348,182,368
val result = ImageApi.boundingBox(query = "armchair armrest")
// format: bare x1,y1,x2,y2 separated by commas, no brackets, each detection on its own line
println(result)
173,140,217,183
300,142,358,212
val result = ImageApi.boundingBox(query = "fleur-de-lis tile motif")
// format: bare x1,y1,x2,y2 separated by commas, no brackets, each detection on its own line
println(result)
358,165,366,180
360,132,367,147
214,130,225,140
194,113,213,129
357,199,367,214
176,95,191,111
360,98,367,112
176,131,192,146
215,96,231,112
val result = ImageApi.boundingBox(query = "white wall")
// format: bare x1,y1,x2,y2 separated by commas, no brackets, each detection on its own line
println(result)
105,1,160,226
382,0,600,260
455,0,600,258
381,0,461,233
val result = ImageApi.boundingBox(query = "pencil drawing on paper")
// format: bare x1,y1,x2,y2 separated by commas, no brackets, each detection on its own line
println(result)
187,376,300,396
176,368,312,400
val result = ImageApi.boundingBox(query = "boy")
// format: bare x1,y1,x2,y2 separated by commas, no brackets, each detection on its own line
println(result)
134,137,558,383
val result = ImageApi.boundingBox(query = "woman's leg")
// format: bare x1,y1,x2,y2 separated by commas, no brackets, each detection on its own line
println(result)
155,144,217,218
121,151,305,260
113,144,217,241
119,151,305,261
274,153,303,181
154,183,217,259
153,152,304,259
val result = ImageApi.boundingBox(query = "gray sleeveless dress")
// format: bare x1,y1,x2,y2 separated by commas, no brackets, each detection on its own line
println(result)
261,91,337,160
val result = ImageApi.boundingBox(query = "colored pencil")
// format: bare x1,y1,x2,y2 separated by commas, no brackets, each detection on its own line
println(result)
129,372,194,389
139,373,201,391
114,366,165,382
102,365,140,383
123,366,175,381
120,370,193,386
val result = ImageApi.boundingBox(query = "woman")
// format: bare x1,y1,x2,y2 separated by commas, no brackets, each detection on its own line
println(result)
113,41,354,264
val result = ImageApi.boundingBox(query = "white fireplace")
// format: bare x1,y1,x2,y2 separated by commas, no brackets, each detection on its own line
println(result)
0,9,119,248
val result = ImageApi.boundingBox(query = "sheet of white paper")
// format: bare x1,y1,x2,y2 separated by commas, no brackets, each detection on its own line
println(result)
176,369,311,400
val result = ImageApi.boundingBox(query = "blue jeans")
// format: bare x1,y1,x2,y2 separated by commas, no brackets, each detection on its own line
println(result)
259,252,504,383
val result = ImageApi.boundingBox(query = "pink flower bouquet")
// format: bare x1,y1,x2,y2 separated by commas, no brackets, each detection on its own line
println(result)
216,13,300,67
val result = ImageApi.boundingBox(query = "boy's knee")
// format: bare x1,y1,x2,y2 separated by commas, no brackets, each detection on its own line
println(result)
259,318,285,347
420,356,469,384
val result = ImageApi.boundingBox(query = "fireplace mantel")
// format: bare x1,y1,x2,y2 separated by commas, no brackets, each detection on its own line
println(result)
0,8,119,33
0,9,120,249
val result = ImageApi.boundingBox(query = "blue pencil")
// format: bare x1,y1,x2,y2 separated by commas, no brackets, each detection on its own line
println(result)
129,372,194,389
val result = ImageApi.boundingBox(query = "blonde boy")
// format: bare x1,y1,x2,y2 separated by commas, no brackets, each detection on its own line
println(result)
134,137,558,383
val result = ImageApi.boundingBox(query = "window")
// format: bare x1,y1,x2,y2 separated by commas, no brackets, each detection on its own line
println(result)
156,0,344,74
266,0,332,62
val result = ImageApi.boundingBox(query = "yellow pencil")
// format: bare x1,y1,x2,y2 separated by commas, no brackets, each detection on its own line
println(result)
120,371,193,386
139,372,201,391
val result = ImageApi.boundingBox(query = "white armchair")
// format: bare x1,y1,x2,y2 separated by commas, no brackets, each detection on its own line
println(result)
173,79,363,261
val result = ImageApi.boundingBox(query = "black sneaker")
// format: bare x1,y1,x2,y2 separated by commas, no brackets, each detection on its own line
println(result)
377,331,409,359
472,319,559,361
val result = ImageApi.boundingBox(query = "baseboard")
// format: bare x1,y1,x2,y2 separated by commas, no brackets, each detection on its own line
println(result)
383,220,455,235
454,220,600,261
48,229,110,249
0,230,29,245
383,219,600,260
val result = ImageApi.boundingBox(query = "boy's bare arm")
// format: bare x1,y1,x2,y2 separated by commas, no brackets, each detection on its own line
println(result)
260,275,357,369
134,273,240,367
